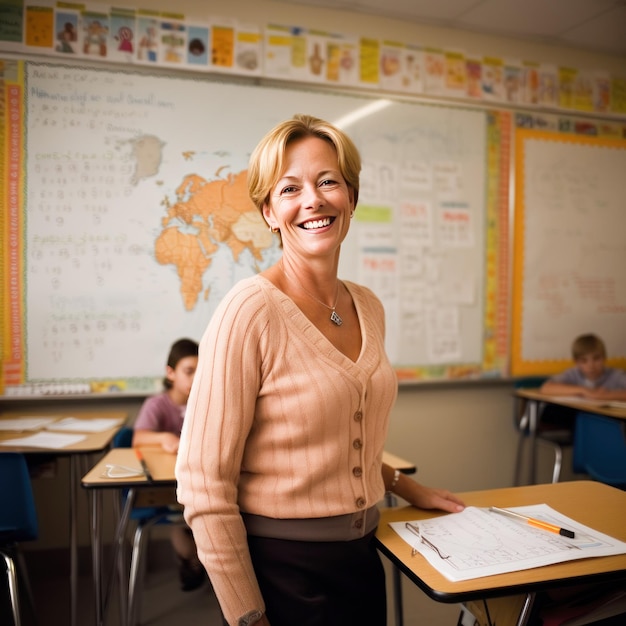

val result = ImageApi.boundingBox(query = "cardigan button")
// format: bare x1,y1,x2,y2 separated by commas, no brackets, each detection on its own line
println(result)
353,410,363,422
352,438,363,449
352,466,363,478
356,497,366,508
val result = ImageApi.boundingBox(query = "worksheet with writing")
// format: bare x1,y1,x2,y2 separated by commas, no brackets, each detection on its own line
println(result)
390,504,626,581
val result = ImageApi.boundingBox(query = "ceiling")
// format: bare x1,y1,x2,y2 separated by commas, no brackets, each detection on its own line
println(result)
279,0,626,58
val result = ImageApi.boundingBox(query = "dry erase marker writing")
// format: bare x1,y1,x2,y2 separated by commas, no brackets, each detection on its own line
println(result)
489,506,575,538
134,447,153,482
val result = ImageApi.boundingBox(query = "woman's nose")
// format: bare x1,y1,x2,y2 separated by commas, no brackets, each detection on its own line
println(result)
301,183,324,209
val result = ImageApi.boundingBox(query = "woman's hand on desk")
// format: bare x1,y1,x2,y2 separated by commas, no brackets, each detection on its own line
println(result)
391,473,465,513
409,483,465,514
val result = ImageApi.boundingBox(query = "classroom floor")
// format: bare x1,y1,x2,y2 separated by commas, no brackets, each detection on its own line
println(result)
10,540,625,626
12,538,462,626
14,540,224,626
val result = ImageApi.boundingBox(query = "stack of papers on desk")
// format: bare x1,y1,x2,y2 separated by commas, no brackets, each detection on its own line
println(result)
390,504,626,582
47,416,123,432
0,417,58,431
1,432,87,449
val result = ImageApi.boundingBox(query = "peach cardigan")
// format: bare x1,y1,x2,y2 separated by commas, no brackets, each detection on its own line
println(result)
176,275,397,625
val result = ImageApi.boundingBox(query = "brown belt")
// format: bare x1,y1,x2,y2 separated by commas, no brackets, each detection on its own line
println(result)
241,505,380,542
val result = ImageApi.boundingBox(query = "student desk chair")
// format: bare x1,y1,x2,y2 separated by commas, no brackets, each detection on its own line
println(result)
0,453,39,626
573,412,626,489
0,410,126,626
111,427,186,626
512,379,574,485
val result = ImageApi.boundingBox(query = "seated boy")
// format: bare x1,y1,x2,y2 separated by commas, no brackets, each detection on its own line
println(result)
541,334,626,402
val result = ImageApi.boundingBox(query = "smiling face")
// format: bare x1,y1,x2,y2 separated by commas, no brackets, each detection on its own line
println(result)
263,135,355,259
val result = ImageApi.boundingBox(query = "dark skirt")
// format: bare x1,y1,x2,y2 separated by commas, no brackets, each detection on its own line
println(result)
247,529,387,626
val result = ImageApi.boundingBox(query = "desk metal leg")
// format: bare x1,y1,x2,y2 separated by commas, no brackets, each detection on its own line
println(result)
69,456,78,626
465,592,536,626
391,568,403,626
516,593,536,626
385,492,403,626
528,401,538,485
100,488,135,626
90,489,103,626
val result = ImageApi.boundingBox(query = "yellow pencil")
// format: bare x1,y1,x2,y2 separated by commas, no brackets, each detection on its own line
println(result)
489,506,575,538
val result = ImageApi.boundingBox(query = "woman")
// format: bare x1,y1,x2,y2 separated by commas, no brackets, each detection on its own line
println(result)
176,114,464,626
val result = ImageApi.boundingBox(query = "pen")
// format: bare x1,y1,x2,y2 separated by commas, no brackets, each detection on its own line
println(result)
489,506,575,538
134,447,153,482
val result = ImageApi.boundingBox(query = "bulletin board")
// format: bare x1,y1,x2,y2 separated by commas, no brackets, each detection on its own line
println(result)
511,129,626,376
0,58,511,395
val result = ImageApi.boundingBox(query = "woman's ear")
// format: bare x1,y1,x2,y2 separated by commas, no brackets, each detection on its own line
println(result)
165,365,176,384
348,186,356,212
263,204,277,232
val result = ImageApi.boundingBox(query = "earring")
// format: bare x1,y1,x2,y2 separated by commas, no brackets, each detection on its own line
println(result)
269,225,279,233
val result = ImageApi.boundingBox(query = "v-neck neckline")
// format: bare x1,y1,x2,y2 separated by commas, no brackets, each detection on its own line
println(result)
257,275,366,365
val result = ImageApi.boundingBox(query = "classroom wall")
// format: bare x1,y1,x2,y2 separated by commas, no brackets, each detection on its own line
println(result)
5,0,620,552
120,0,626,74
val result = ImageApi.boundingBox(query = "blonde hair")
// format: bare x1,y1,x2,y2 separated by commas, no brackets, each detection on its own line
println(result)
572,334,606,360
247,114,361,214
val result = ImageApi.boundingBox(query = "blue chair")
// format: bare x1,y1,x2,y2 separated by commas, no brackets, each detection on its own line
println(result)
0,453,38,626
573,412,626,489
112,427,185,626
513,377,574,485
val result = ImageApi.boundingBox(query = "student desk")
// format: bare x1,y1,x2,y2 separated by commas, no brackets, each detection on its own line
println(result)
514,389,626,484
375,480,626,626
81,448,416,626
0,410,127,626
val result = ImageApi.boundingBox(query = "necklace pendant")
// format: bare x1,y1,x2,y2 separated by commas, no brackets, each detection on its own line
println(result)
330,310,343,326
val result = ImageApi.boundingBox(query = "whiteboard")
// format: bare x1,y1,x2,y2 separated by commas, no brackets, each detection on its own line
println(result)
2,60,500,393
511,129,626,375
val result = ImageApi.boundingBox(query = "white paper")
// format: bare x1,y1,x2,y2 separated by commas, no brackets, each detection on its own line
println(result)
47,417,124,432
0,417,59,431
390,504,626,582
1,432,87,449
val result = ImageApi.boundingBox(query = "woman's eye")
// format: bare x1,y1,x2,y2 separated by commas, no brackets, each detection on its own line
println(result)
320,179,336,187
281,186,298,194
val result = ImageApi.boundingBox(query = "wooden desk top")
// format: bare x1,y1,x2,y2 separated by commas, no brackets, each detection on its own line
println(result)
83,448,416,488
376,481,626,603
82,447,177,488
0,410,127,453
382,451,417,474
514,389,626,420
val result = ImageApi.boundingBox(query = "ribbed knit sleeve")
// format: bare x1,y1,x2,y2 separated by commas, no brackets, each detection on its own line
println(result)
175,275,397,625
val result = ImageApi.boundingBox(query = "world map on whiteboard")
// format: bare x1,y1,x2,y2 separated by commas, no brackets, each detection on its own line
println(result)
2,59,504,391
123,134,272,312
155,168,271,311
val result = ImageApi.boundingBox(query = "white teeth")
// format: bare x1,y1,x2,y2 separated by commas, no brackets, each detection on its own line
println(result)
302,218,331,229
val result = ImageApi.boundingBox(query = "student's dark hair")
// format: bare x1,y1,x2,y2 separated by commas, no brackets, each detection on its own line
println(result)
571,334,606,361
163,338,198,389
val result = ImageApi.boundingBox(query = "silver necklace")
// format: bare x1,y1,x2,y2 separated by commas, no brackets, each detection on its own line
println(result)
281,261,343,326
